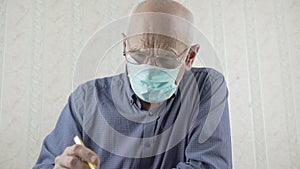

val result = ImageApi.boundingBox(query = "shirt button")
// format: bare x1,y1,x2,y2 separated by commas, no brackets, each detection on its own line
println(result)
149,111,153,116
145,142,151,147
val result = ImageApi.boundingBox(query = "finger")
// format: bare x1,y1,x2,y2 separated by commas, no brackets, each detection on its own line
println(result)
65,144,100,166
57,155,90,169
54,155,66,169
54,165,68,169
54,155,70,169
54,164,68,169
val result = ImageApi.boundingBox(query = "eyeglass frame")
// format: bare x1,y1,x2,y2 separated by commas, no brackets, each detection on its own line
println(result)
123,47,190,69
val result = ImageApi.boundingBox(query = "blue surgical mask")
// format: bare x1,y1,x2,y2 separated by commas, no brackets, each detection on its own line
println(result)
127,62,181,103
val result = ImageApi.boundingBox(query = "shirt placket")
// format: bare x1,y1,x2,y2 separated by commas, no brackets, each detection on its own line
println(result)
140,110,157,167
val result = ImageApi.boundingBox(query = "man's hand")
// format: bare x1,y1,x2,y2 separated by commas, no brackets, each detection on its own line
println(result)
54,144,100,169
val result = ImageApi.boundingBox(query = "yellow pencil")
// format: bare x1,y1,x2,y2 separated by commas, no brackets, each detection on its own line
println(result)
73,136,97,169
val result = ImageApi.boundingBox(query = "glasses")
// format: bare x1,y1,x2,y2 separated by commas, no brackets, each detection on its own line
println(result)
123,48,189,69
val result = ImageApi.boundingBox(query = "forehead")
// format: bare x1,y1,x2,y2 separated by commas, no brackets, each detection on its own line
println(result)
127,33,188,54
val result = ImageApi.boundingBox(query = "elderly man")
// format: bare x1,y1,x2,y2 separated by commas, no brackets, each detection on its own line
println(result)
34,0,232,168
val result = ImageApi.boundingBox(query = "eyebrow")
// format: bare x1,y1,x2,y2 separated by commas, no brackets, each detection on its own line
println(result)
128,47,141,53
128,49,180,59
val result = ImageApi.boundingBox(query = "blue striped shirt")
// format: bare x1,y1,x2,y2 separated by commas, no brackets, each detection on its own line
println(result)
34,68,232,169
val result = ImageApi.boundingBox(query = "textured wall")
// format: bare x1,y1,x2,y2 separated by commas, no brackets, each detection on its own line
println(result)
0,0,299,168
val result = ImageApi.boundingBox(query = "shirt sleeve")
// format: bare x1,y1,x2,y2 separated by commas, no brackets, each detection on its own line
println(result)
33,93,83,169
175,71,232,169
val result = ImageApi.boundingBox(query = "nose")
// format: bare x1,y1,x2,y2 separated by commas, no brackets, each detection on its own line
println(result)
145,56,157,66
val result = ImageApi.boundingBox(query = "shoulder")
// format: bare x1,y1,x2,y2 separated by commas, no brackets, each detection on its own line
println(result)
71,73,124,98
180,67,228,100
68,74,125,120
181,67,226,89
190,67,225,82
70,73,125,109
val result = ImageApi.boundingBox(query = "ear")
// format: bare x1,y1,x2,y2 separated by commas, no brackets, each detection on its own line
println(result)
122,33,127,56
185,44,200,71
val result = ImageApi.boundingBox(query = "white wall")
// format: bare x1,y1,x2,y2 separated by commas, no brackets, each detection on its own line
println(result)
0,0,299,168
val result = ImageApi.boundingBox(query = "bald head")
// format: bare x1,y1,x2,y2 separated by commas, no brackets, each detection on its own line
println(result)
132,0,193,23
124,0,194,56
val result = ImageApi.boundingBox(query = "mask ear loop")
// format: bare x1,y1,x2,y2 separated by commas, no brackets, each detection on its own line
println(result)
179,45,191,65
173,45,191,86
122,33,128,57
121,33,131,79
